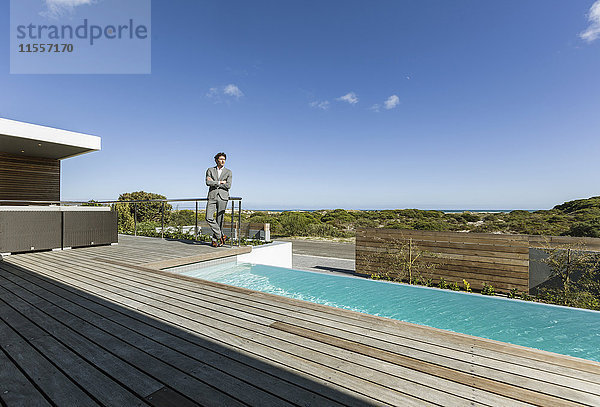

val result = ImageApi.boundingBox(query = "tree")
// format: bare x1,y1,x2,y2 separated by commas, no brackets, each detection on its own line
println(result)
118,191,172,223
113,201,135,232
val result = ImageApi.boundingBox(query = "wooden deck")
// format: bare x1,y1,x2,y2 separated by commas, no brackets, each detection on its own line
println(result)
1,236,599,406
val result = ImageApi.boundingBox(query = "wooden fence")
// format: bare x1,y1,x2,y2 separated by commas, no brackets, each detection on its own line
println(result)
356,228,600,294
527,235,600,251
356,229,531,293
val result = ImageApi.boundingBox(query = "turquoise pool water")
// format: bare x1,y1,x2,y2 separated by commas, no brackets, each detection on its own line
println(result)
180,262,600,362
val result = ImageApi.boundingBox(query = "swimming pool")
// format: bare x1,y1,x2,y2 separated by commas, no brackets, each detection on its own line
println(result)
177,261,600,362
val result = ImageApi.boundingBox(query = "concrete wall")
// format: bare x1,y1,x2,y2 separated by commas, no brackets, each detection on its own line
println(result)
529,247,600,295
237,241,292,268
529,248,554,293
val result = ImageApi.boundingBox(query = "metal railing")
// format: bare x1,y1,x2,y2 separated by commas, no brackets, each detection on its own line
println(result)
0,197,243,247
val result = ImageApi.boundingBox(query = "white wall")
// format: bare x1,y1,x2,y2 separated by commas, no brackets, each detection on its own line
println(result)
237,241,292,268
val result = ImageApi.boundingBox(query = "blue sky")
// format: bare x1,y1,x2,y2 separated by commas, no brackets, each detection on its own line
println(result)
1,0,600,209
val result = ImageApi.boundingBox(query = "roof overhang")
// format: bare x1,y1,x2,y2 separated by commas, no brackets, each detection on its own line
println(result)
0,118,101,160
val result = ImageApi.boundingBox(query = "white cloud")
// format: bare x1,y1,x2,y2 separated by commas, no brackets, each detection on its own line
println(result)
580,0,600,43
223,84,244,99
309,101,330,110
206,87,219,98
384,94,400,110
370,95,400,112
41,0,95,19
336,92,358,105
206,84,244,102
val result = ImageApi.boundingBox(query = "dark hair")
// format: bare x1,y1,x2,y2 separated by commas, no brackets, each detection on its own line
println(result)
214,152,227,162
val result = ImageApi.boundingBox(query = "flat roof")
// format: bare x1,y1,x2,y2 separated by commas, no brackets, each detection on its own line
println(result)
0,118,101,160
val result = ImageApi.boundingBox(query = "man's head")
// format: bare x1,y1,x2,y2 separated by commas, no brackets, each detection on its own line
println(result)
214,152,226,168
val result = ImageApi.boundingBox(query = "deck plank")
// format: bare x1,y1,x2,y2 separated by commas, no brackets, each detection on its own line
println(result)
0,264,326,407
0,343,52,407
32,252,598,406
49,252,600,389
2,260,387,406
143,270,600,380
0,272,250,407
1,262,372,407
2,255,559,406
0,300,102,407
0,282,162,406
106,269,599,398
2,236,600,406
121,258,600,377
6,257,432,406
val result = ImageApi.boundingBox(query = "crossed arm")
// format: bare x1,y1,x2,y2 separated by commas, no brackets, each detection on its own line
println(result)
206,169,232,190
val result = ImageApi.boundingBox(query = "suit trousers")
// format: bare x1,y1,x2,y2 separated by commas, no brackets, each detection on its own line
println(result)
205,198,228,240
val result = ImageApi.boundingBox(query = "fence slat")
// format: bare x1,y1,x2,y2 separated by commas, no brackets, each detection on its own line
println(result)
355,228,532,293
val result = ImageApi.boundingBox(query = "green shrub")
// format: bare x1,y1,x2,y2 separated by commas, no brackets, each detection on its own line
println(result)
277,212,317,236
481,283,495,296
170,209,196,226
414,220,446,231
462,279,471,292
553,196,600,213
307,223,354,238
320,209,355,224
461,212,480,222
565,222,600,238
520,292,532,301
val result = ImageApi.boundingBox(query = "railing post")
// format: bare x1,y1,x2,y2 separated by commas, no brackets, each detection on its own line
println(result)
114,203,119,236
161,201,165,239
195,200,198,241
134,202,137,236
230,200,234,247
238,200,242,247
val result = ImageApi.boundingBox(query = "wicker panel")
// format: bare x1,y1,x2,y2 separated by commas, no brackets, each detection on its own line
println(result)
63,211,118,247
0,211,62,252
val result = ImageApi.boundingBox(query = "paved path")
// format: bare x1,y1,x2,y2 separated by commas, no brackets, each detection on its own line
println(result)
280,239,355,259
293,254,360,276
280,239,358,275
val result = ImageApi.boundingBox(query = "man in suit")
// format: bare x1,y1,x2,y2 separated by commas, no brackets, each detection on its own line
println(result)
205,152,232,247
